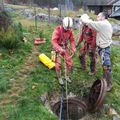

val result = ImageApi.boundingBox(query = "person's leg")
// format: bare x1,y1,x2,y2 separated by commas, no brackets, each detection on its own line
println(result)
55,54,64,85
102,65,112,91
79,45,87,70
99,47,112,91
64,48,73,82
89,49,96,75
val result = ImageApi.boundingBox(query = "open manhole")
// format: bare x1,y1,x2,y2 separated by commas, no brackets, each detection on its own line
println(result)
51,78,107,119
52,97,87,120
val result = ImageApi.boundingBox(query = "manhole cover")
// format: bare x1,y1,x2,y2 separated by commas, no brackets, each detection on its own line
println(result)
52,97,87,120
88,78,107,112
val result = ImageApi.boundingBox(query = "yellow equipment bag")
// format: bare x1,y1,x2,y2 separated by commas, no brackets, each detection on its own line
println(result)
39,53,55,69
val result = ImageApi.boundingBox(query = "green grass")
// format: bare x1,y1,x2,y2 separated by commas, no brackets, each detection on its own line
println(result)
0,8,120,119
0,18,58,120
106,46,120,112
0,32,33,91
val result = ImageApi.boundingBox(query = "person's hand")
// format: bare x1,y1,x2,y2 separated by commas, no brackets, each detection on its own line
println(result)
60,49,65,56
82,19,92,24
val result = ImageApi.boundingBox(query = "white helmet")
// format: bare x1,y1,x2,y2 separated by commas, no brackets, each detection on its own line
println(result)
63,17,73,30
80,14,89,22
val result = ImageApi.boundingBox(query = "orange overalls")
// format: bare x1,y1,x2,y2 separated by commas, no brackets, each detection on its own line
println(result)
78,25,96,72
51,26,76,75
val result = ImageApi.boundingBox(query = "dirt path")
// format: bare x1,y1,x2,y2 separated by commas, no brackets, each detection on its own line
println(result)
0,46,39,106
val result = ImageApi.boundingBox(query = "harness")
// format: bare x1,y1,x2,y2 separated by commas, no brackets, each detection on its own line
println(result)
60,26,70,49
82,25,95,53
83,25,92,37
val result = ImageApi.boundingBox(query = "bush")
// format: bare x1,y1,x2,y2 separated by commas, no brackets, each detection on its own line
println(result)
0,11,23,50
0,22,23,50
12,21,23,40
0,10,12,31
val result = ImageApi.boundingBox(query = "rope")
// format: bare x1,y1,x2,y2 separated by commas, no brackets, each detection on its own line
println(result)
59,85,64,120
65,77,69,120
59,54,69,120
64,57,69,120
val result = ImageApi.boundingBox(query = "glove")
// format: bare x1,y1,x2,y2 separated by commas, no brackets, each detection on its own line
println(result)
60,49,65,56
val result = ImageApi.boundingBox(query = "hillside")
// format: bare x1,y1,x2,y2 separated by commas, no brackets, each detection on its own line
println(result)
0,4,120,120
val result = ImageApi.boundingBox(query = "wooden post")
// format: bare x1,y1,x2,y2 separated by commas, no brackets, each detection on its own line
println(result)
59,0,62,18
48,0,51,23
1,0,4,11
64,0,67,16
34,6,37,31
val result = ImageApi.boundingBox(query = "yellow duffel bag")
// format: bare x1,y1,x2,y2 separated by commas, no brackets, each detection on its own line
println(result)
39,53,55,69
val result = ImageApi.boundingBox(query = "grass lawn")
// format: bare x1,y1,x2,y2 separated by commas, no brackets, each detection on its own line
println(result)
0,9,120,119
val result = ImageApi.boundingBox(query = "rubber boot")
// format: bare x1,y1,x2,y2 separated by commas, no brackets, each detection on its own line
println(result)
106,72,112,92
65,76,71,83
103,66,112,91
58,77,64,85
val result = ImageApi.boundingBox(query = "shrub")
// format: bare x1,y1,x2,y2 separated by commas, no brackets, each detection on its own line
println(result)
0,10,12,31
12,21,23,40
0,11,23,50
0,23,23,50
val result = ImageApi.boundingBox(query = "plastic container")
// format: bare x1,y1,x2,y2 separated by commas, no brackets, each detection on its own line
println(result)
39,53,55,69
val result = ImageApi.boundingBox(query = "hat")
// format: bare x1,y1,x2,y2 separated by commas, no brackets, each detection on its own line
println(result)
63,17,73,30
80,14,90,22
